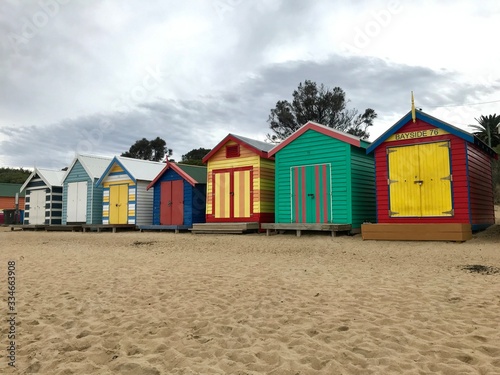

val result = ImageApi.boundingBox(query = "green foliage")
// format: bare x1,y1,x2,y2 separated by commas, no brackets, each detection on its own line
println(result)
181,148,211,166
0,168,31,183
267,80,377,142
470,114,500,148
121,137,172,162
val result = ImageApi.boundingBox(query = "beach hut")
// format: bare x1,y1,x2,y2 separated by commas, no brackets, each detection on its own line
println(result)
144,162,207,230
96,156,165,225
263,121,376,236
20,168,65,225
62,154,112,225
193,134,274,233
0,183,25,224
362,109,498,241
0,183,25,210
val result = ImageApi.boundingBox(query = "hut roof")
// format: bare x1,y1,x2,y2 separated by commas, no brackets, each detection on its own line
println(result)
96,156,165,186
268,121,366,157
0,183,25,197
202,134,273,163
147,162,207,190
20,168,64,192
366,110,497,158
63,154,112,182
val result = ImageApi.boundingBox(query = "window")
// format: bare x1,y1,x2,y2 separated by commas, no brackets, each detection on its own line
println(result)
226,145,240,158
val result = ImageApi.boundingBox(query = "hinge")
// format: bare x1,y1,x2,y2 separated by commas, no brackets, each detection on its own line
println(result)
439,142,451,148
388,179,398,185
389,210,399,216
387,148,397,154
440,174,453,181
442,209,454,216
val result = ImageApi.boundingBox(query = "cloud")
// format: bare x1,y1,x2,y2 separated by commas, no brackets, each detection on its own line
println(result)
2,53,494,168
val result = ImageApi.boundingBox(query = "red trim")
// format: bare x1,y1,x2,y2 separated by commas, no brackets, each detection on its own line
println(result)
294,167,299,223
249,169,254,217
322,164,328,223
206,212,274,224
229,171,234,218
301,166,306,223
268,121,361,157
147,161,198,190
202,134,272,163
212,166,253,173
315,165,320,222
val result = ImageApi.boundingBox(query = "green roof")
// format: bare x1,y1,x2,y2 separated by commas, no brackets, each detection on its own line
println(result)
176,164,207,184
0,183,25,197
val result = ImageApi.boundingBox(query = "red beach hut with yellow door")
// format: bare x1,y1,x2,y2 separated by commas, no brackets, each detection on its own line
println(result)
362,108,497,241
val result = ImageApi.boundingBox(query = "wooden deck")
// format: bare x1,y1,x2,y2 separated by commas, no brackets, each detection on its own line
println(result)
45,225,83,232
137,225,190,233
9,225,46,231
261,223,352,237
82,224,137,233
190,222,259,234
361,223,473,242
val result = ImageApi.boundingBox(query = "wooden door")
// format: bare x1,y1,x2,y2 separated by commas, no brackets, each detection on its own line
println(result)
388,141,452,217
109,184,128,224
213,169,252,220
160,180,184,225
291,164,331,223
214,171,231,219
29,189,46,225
67,181,87,223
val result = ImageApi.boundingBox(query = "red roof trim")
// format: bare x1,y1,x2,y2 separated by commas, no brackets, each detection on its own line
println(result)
202,134,270,163
268,121,361,156
146,162,197,190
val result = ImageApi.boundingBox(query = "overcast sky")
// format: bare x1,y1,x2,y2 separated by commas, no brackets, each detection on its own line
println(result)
1,0,499,169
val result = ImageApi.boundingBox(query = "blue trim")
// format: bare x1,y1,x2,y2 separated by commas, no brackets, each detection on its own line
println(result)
96,157,136,186
464,142,472,224
445,141,455,216
367,110,476,154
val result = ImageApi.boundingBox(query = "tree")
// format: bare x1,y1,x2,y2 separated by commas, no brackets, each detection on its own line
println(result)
0,168,31,184
181,148,211,166
470,114,500,148
267,80,377,142
121,137,172,162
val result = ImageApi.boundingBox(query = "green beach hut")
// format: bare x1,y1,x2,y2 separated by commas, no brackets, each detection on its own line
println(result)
265,121,376,235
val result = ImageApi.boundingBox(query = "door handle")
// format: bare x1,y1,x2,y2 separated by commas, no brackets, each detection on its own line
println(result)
308,193,315,199
230,192,234,196
414,180,423,185
168,200,172,206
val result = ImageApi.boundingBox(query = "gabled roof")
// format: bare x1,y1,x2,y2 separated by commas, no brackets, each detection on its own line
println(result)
96,156,166,186
366,110,497,158
268,121,365,157
0,183,25,198
20,168,65,192
146,162,207,190
63,154,112,182
202,134,274,163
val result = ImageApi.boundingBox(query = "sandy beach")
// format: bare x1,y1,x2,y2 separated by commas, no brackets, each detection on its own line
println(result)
1,211,499,374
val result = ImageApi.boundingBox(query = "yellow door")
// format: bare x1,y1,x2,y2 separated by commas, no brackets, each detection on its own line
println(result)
214,172,230,218
388,141,452,217
419,142,453,216
233,170,251,218
109,184,128,224
388,144,421,216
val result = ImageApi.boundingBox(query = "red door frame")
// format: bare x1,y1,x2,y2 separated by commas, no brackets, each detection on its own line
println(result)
211,166,254,221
